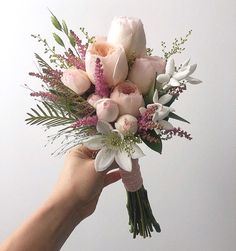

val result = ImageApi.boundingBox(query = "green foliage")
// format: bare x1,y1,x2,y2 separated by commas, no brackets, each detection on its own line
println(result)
34,53,52,70
80,27,95,44
142,130,162,154
53,33,65,47
168,112,190,124
62,20,69,35
50,12,62,31
161,30,192,59
26,101,77,127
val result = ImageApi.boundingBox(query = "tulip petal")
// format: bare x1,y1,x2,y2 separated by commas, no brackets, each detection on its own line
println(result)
115,151,132,172
159,120,174,130
166,58,175,75
186,76,202,85
156,74,170,84
96,120,113,134
158,93,173,105
83,135,105,150
131,144,145,159
169,78,180,87
153,89,159,103
95,148,115,172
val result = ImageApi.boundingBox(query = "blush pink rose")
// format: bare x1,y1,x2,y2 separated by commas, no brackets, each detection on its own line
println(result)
95,98,119,122
115,114,138,134
61,68,91,95
85,41,128,87
110,81,144,117
128,56,166,95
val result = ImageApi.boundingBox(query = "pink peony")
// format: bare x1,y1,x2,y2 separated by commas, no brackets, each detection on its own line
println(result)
87,94,102,107
110,81,144,117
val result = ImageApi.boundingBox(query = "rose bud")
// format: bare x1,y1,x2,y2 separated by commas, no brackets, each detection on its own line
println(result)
110,81,144,117
61,68,91,95
115,114,138,134
95,98,119,122
85,41,128,87
128,56,166,95
87,94,102,107
107,16,146,58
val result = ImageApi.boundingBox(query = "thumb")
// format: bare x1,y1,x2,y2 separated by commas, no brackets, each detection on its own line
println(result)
103,170,121,187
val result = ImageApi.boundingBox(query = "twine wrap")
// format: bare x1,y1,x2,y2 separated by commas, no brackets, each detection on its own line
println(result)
120,160,143,192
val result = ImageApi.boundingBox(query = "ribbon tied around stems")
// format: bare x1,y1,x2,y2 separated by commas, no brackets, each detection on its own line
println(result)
119,159,143,192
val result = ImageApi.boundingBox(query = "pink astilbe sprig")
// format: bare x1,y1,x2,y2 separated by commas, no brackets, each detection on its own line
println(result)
162,127,192,140
72,115,98,129
94,58,110,97
70,30,87,60
30,91,58,102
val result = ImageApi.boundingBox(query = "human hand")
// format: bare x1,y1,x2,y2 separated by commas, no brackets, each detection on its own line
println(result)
49,146,121,223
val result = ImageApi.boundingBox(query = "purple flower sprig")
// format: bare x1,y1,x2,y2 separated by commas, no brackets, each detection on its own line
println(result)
72,115,98,129
94,58,110,97
70,30,87,61
162,127,192,140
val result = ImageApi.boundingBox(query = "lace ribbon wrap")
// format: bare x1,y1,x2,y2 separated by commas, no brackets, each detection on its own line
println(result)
119,159,143,192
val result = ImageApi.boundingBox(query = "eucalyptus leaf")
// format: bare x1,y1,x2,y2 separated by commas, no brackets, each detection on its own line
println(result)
62,20,68,35
50,12,62,31
53,33,65,47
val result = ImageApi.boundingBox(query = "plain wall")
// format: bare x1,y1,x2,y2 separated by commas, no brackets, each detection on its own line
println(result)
0,0,235,250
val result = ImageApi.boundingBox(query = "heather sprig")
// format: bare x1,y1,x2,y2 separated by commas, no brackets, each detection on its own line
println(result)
161,127,192,140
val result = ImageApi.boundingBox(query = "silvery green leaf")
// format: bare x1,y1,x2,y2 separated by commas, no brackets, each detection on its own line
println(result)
62,20,68,35
156,74,170,84
50,14,62,31
53,33,65,47
189,64,197,75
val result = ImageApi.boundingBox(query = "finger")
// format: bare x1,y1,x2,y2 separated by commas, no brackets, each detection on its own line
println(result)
103,170,121,187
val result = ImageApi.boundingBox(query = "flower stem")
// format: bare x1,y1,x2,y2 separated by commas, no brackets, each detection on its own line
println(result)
126,185,161,238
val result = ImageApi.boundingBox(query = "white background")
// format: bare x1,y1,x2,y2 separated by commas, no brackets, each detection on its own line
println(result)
0,0,235,250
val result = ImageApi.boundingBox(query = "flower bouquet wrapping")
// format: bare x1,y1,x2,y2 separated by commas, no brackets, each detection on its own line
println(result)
25,13,202,238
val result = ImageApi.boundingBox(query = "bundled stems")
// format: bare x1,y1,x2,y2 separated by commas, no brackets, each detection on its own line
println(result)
126,185,161,238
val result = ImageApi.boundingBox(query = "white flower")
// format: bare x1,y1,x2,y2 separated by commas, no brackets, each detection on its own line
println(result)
144,89,174,135
83,120,144,172
156,58,202,89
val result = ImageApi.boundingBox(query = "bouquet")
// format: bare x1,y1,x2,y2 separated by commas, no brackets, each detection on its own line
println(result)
25,13,202,238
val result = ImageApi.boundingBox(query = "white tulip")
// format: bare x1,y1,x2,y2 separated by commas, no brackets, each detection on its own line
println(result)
107,16,146,58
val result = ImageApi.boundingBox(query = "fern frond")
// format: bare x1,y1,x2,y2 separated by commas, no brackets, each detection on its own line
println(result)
25,101,76,127
34,53,52,70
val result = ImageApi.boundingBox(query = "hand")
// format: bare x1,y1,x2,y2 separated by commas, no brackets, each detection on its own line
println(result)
50,145,121,223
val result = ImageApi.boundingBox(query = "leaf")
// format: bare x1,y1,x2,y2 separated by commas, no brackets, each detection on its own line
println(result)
53,33,65,47
34,53,52,70
25,101,76,127
62,20,68,35
69,32,76,47
49,10,62,31
168,112,190,124
142,130,162,154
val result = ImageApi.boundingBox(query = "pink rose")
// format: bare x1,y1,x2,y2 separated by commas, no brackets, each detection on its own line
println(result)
61,68,91,95
128,56,166,94
95,98,119,122
110,81,144,117
85,41,128,87
115,114,138,134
